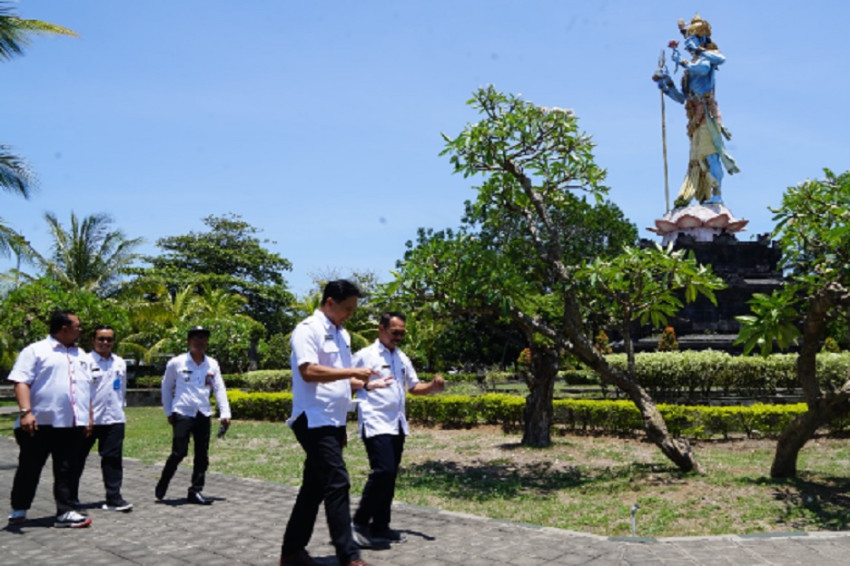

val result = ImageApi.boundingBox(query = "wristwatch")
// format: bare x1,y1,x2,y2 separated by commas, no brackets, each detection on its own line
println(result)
20,408,31,416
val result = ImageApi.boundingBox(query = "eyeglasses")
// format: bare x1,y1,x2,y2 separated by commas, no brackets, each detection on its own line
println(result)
96,337,115,343
389,330,406,338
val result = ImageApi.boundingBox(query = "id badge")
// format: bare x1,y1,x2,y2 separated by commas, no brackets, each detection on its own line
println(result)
113,377,121,391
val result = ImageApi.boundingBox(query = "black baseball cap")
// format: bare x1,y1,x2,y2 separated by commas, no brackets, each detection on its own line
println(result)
187,326,211,339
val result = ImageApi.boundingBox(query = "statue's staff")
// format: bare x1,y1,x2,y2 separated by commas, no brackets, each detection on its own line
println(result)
656,48,671,213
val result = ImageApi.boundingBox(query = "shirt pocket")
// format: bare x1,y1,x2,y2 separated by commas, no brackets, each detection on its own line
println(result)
320,339,340,362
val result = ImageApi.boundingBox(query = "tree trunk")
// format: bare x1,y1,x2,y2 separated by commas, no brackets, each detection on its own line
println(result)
521,345,558,447
247,339,259,371
595,357,702,473
771,286,850,477
771,394,850,477
564,299,702,473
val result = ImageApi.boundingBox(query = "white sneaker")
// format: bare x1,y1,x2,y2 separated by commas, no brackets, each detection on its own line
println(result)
8,509,26,525
54,510,92,528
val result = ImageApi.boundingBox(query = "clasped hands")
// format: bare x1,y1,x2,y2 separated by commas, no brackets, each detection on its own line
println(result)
351,367,394,391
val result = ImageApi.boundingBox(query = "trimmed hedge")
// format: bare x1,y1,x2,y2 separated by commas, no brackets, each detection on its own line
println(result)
228,390,293,421
133,369,292,391
604,352,850,398
226,390,850,439
138,352,850,403
224,370,291,391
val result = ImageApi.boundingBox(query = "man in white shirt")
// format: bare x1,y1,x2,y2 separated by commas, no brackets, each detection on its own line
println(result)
280,280,388,566
79,325,132,512
7,310,94,528
351,311,444,546
155,326,230,505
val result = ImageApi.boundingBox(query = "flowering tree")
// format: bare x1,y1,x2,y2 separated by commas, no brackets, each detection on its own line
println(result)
736,169,850,477
391,87,723,472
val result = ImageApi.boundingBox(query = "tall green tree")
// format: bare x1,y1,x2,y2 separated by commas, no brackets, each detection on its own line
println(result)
392,87,721,473
139,213,294,336
0,278,126,371
736,169,850,478
37,211,142,296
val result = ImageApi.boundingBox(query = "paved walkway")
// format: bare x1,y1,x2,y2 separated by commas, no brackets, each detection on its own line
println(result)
2,436,850,565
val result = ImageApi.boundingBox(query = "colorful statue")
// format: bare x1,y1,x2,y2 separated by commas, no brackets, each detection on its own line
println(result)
653,14,739,207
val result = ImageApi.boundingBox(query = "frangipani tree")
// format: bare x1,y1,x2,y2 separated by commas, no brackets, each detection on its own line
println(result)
391,86,723,473
736,169,850,478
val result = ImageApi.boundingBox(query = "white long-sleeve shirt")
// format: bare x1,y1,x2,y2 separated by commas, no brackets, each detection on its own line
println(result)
161,352,231,419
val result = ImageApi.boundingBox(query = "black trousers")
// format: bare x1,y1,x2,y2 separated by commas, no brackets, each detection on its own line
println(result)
80,423,125,502
353,431,405,531
281,413,359,566
11,425,87,515
159,412,210,494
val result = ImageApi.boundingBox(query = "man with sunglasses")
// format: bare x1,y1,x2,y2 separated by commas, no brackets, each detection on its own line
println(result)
7,310,94,528
350,311,445,547
79,325,132,512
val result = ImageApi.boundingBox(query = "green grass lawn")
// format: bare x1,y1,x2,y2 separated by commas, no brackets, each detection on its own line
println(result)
3,406,850,538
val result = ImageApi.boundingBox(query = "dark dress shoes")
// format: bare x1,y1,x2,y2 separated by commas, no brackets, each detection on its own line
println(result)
279,549,322,566
186,491,213,505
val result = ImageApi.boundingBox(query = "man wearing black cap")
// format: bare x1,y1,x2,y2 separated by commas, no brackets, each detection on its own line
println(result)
155,325,231,505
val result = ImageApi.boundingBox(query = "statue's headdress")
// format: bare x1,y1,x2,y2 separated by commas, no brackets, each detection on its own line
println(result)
678,13,718,51
686,13,711,38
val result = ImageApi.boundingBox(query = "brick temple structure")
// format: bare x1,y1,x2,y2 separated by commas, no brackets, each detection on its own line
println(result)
637,204,784,352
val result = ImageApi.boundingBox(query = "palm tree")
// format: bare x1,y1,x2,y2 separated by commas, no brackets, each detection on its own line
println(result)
0,224,41,289
38,211,143,296
0,148,34,199
196,285,248,318
120,280,254,364
291,291,322,321
0,3,76,196
0,3,77,61
120,281,204,363
1,4,76,282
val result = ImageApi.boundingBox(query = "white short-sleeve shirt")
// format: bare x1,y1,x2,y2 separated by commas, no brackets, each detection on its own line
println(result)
288,310,354,428
7,336,94,428
161,352,231,419
90,351,128,425
353,340,420,438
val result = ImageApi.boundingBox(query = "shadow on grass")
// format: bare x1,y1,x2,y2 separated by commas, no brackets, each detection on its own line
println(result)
741,474,850,531
400,458,671,501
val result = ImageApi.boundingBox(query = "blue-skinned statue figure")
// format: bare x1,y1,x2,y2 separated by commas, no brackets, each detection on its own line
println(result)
653,14,739,208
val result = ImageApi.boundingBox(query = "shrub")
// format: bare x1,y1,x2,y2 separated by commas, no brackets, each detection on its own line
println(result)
603,351,850,400
258,332,291,369
594,331,612,355
228,390,292,421
224,369,291,391
822,337,841,353
657,326,679,352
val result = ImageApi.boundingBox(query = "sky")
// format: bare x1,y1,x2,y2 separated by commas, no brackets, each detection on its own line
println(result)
1,0,848,296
